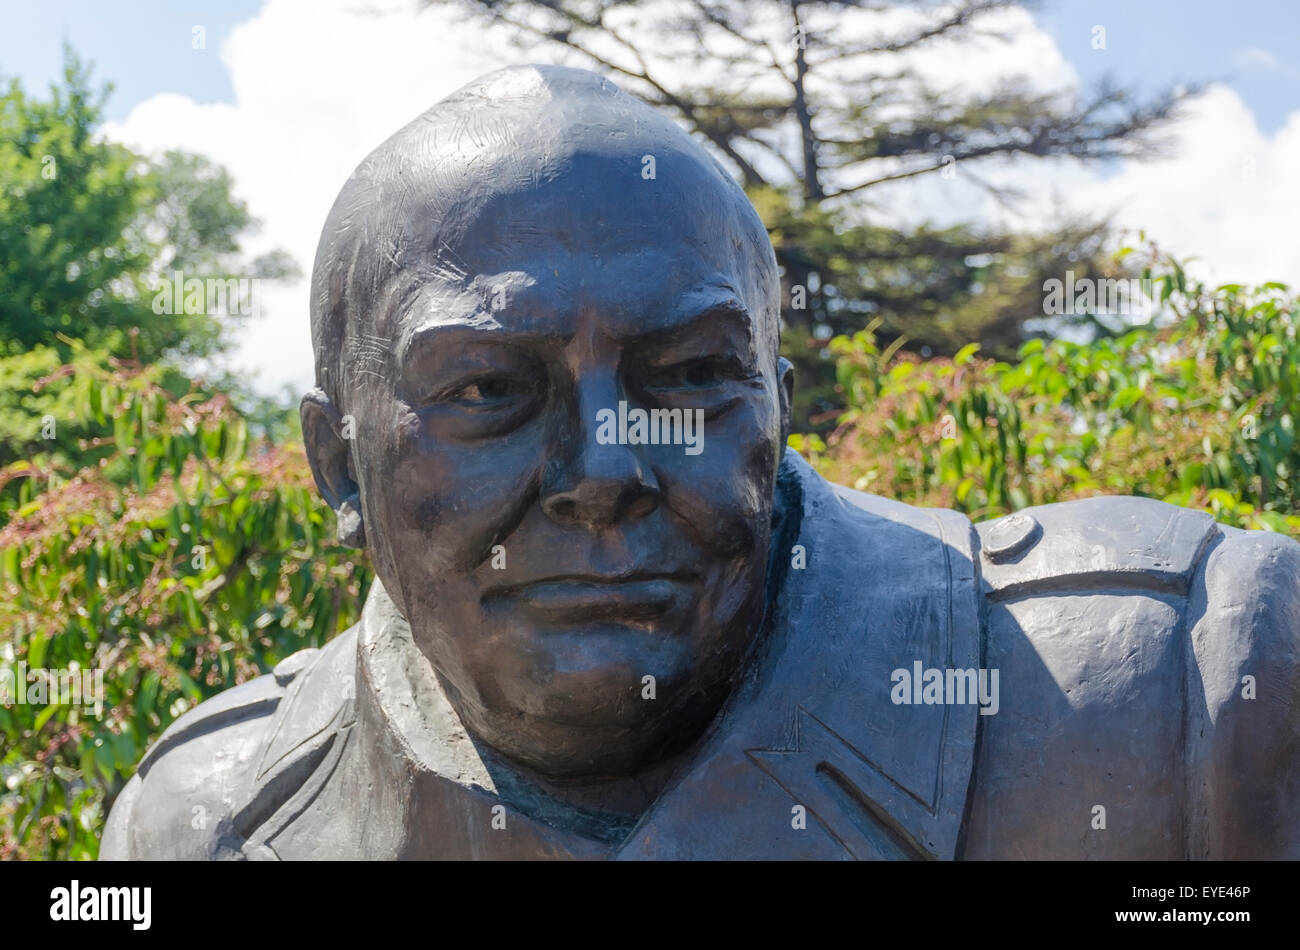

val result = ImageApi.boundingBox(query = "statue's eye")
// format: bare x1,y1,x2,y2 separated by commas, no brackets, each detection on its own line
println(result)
645,358,734,391
444,376,534,407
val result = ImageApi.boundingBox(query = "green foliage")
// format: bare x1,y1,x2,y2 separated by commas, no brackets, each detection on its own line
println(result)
0,358,371,859
0,52,152,355
0,48,290,368
0,340,197,484
0,46,311,859
812,252,1300,536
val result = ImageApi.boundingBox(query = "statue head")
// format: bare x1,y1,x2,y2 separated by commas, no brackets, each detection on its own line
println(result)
301,64,793,780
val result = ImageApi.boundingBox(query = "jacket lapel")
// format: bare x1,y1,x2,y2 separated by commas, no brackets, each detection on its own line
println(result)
617,451,982,860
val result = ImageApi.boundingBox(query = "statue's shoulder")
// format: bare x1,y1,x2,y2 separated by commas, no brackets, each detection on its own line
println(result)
100,627,358,860
1186,519,1300,856
974,492,1300,616
971,493,1300,682
967,495,1300,858
973,494,1224,599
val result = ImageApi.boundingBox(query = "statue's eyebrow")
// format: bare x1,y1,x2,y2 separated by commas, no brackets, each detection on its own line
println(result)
397,320,564,371
395,291,537,360
627,288,755,348
396,281,754,356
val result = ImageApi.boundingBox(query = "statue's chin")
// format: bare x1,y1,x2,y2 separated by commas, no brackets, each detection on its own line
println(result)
467,685,731,783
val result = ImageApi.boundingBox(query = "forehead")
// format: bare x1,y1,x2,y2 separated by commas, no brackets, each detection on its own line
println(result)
366,152,772,352
396,271,755,366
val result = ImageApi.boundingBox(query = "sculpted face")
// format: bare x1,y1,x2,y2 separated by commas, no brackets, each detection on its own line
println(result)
303,67,791,779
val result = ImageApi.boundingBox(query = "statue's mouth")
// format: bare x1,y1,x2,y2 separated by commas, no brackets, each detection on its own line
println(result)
483,572,699,624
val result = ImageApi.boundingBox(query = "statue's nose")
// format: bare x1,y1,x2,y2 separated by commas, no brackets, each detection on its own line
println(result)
541,378,661,529
541,458,661,529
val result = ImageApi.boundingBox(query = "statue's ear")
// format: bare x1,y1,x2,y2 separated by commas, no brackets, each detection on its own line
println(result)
300,388,365,548
777,357,795,447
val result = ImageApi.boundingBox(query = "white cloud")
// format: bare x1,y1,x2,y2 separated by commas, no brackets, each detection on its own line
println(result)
1062,84,1300,288
1235,46,1279,70
103,0,1300,397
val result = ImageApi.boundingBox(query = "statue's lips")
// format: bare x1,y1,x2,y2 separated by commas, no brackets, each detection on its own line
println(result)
484,573,698,623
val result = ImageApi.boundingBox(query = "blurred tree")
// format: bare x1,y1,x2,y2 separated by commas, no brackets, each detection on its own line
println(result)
803,246,1300,534
0,47,298,472
1,54,149,355
430,0,1193,428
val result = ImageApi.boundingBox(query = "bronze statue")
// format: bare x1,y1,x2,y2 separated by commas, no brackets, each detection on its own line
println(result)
101,65,1300,860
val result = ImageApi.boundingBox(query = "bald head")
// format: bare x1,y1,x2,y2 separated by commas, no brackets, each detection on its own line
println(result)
300,66,793,777
308,64,780,408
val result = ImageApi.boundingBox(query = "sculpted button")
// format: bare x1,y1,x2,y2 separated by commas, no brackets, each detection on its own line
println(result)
273,648,320,686
982,512,1041,563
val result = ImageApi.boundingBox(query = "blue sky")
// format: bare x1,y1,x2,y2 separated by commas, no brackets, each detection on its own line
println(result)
2,0,260,118
1033,0,1300,134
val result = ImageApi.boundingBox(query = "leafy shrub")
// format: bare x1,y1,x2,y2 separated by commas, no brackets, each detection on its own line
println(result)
0,356,370,858
806,253,1300,535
